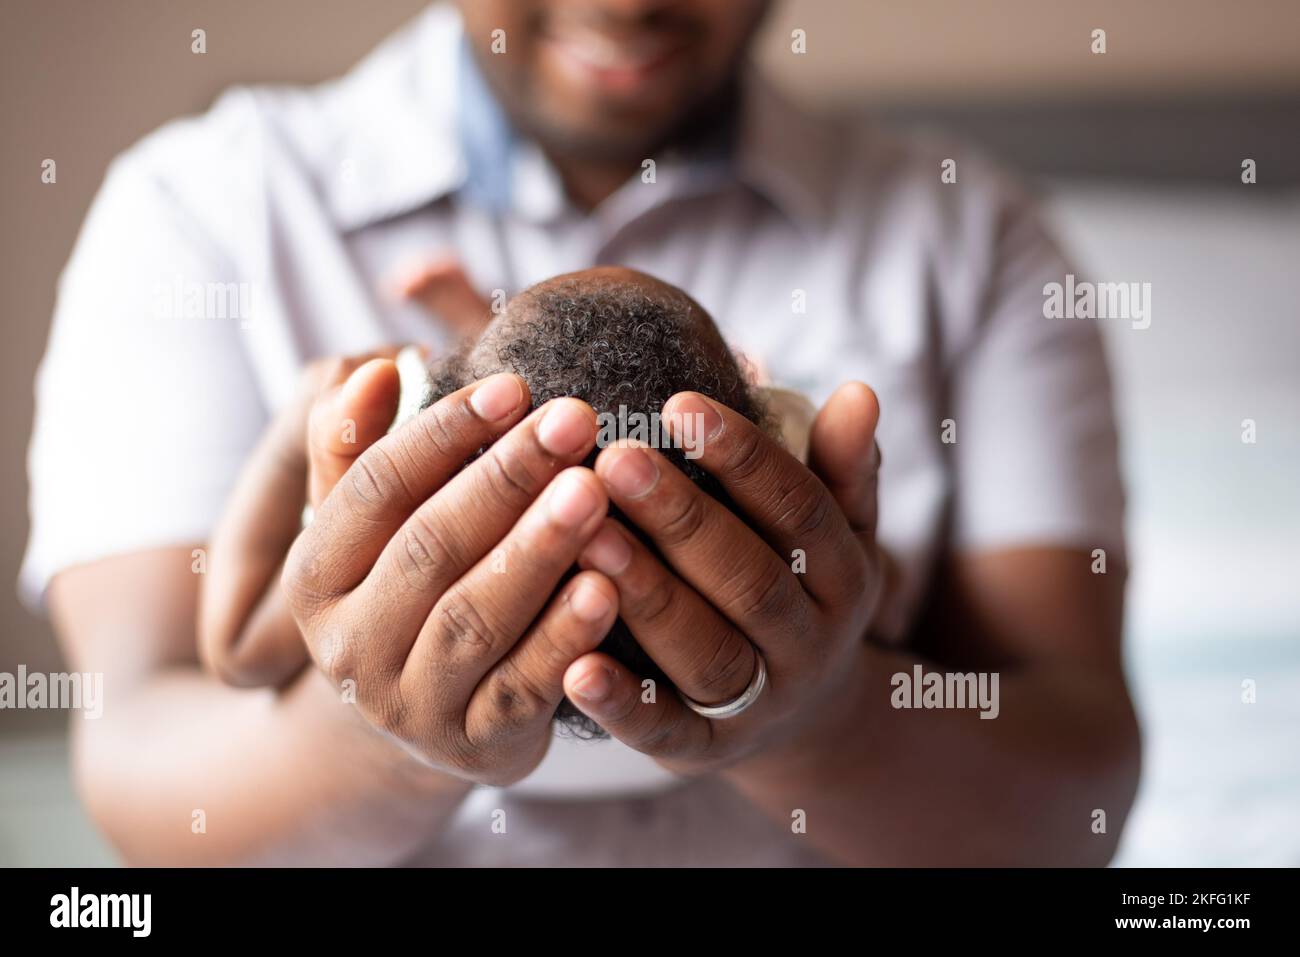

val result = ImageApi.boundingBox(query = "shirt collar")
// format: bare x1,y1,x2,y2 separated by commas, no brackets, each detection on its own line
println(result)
321,5,836,233
455,35,518,214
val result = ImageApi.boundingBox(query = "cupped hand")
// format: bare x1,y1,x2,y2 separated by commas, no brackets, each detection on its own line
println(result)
565,383,886,775
282,369,620,785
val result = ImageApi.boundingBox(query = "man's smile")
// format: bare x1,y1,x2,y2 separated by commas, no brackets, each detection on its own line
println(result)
539,19,691,97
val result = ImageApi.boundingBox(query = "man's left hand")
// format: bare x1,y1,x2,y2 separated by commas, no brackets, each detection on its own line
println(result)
569,382,885,774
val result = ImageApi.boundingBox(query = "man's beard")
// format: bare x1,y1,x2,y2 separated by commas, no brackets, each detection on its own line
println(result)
500,73,743,172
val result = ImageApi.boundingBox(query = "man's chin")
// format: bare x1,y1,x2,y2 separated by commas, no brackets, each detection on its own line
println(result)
521,109,672,165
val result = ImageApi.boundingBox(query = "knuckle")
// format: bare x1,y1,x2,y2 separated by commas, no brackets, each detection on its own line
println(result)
624,572,677,626
414,399,469,463
281,535,333,616
778,474,835,546
531,612,585,668
723,427,769,485
695,637,756,698
484,665,550,732
396,514,453,591
431,593,498,655
728,559,794,624
656,490,708,548
313,623,359,687
480,443,542,509
346,451,394,508
346,444,423,515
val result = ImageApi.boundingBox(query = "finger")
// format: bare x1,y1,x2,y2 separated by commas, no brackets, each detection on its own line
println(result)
302,399,599,694
402,466,608,714
307,357,401,508
593,442,808,659
344,397,599,652
808,382,882,539
662,391,869,609
397,257,494,337
206,561,305,687
464,570,618,747
578,519,760,707
562,652,711,762
283,372,530,612
199,385,315,686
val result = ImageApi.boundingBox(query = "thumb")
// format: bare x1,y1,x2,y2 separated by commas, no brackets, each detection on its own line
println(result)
307,358,401,508
808,382,881,537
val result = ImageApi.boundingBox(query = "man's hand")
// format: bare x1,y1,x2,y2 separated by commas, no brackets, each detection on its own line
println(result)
282,372,619,786
197,351,400,687
567,382,884,773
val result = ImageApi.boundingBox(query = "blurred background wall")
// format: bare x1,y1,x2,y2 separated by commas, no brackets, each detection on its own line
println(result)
1,0,1297,864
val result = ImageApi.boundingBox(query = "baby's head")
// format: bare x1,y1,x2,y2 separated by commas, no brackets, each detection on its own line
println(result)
419,267,781,735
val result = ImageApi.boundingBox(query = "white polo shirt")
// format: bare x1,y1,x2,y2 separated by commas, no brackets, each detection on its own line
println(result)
22,5,1124,865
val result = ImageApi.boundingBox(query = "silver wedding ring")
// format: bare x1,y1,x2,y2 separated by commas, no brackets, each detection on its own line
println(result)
681,651,767,720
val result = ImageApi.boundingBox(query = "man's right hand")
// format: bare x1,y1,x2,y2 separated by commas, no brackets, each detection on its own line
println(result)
284,369,618,786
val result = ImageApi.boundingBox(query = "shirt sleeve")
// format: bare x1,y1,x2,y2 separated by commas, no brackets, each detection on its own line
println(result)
947,178,1126,557
19,153,269,609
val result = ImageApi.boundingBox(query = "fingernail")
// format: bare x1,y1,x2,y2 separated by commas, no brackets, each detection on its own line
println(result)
669,394,724,443
572,667,614,703
470,374,522,421
569,580,613,622
548,470,601,527
581,525,632,576
604,447,659,500
537,400,593,456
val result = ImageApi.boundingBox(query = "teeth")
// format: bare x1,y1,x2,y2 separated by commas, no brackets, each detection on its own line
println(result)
549,26,669,70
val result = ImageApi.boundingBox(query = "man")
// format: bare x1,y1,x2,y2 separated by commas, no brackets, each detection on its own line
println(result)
25,1,1138,866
